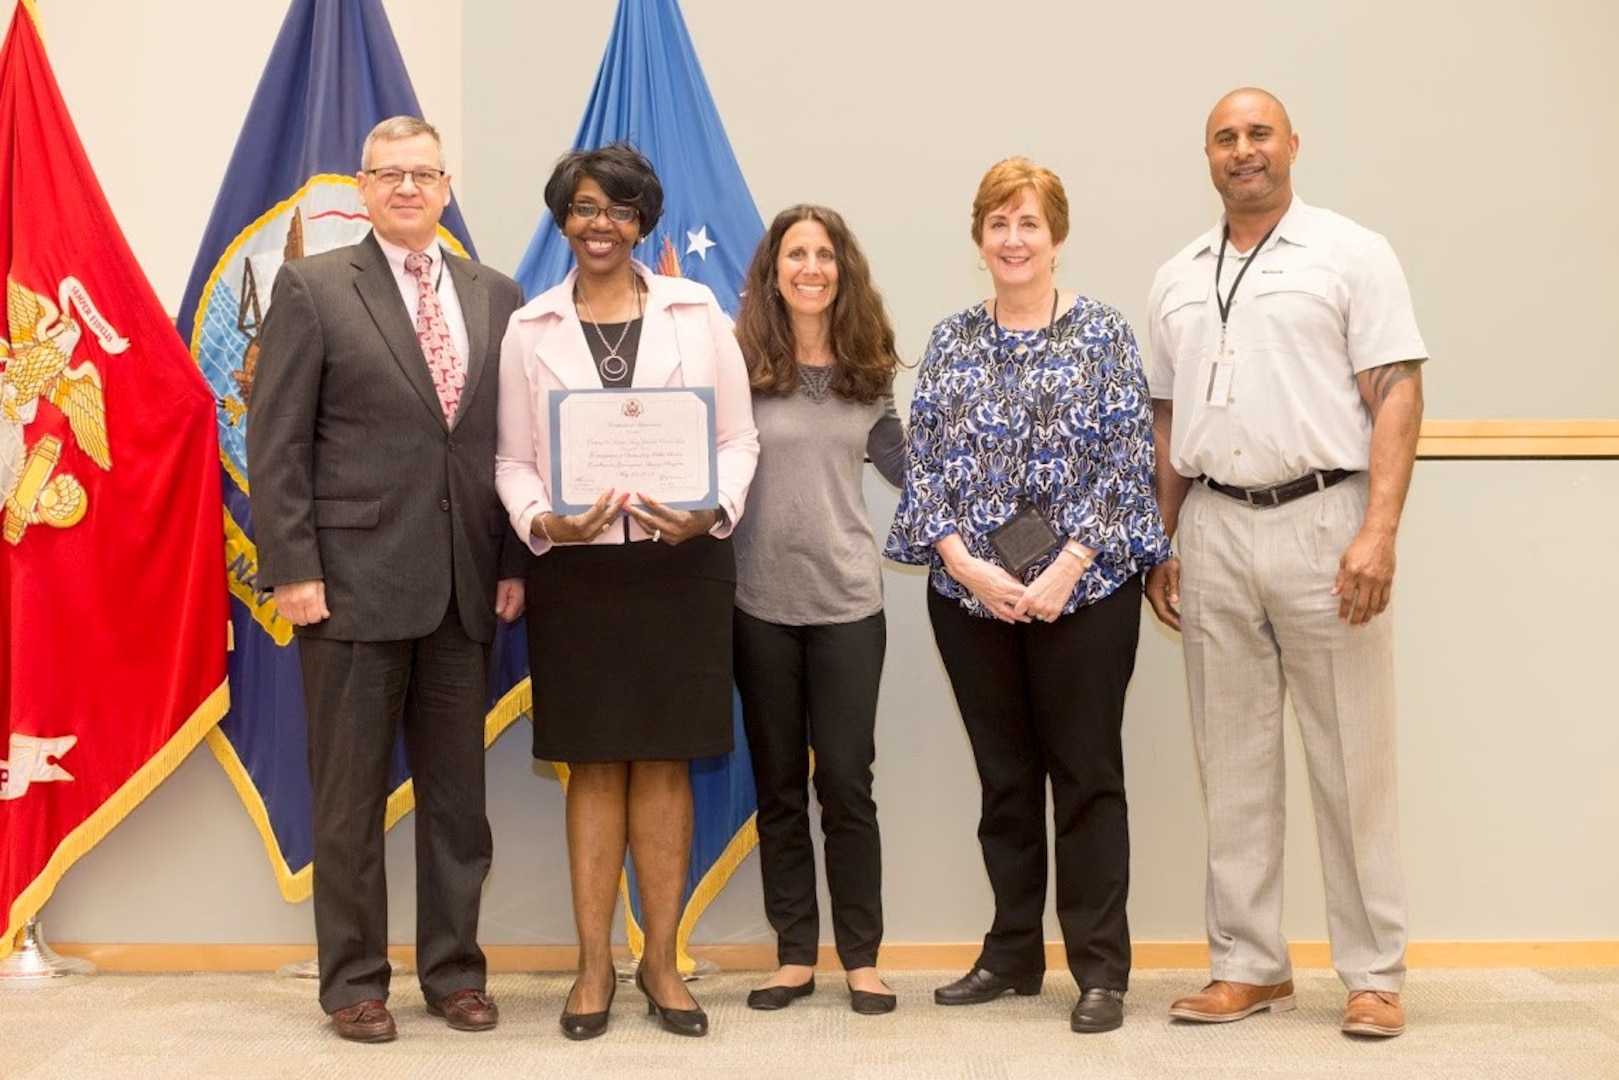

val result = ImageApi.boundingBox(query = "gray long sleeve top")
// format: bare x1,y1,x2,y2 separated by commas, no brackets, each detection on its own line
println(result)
733,367,904,626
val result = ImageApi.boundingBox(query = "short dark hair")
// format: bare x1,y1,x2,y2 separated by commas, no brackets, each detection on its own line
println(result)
542,142,663,238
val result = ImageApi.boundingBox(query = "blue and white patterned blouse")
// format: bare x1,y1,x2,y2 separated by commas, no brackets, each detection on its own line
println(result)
884,296,1170,618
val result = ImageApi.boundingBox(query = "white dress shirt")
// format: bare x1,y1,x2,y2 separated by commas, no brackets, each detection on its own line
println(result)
1146,197,1427,487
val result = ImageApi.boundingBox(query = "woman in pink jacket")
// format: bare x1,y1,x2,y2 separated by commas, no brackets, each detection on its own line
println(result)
495,142,758,1042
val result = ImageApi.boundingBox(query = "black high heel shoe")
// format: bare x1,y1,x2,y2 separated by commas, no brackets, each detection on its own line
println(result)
560,974,616,1041
636,968,708,1037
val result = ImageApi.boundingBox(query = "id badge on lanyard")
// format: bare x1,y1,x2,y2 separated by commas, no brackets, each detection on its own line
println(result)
1204,344,1236,408
1207,222,1277,408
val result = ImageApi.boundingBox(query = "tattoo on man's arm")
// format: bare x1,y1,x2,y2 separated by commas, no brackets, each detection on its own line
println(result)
1368,360,1421,404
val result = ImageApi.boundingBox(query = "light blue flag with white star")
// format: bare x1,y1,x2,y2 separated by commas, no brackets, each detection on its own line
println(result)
514,0,760,312
513,0,764,970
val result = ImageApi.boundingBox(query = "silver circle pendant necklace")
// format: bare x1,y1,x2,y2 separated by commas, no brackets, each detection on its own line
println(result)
575,275,644,383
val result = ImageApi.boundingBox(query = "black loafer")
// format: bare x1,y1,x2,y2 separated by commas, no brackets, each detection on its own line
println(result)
934,967,1043,1006
1070,987,1124,1033
849,986,897,1015
747,977,815,1011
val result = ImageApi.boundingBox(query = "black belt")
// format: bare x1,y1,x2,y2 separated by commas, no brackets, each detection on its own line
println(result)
1200,469,1356,508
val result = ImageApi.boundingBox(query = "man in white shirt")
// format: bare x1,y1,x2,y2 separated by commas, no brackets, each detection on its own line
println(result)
1144,88,1426,1039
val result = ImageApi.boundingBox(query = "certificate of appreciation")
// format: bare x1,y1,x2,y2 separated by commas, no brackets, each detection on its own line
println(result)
548,387,718,513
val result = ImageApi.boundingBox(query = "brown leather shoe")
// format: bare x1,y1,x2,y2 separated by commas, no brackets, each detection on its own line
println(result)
1169,979,1296,1023
1342,990,1405,1037
428,988,499,1032
330,999,396,1042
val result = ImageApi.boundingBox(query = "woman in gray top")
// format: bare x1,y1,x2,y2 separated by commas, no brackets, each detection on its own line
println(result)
732,205,905,1015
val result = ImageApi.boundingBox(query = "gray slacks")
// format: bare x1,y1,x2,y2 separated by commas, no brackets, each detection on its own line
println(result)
299,600,494,1014
1179,473,1406,992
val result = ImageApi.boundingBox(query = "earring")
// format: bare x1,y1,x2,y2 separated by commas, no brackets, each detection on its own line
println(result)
1052,257,1061,271
977,258,987,271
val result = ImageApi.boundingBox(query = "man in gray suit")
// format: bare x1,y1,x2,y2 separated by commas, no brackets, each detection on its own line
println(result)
248,116,525,1043
1144,89,1426,1039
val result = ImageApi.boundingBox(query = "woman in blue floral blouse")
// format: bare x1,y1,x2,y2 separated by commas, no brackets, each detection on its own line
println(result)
885,157,1168,1035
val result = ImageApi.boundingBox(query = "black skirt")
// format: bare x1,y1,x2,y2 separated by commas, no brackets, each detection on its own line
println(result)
526,534,736,763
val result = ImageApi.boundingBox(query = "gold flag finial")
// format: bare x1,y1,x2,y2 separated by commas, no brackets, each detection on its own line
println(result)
20,0,45,43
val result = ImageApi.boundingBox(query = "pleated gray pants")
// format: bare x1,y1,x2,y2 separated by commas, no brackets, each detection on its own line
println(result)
1179,473,1407,993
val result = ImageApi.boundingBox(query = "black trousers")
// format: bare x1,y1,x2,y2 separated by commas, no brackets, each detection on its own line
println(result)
733,609,886,969
299,600,494,1014
927,579,1142,990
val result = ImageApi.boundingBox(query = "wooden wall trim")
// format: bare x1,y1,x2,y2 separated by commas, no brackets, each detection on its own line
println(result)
1418,419,1619,458
49,940,1619,972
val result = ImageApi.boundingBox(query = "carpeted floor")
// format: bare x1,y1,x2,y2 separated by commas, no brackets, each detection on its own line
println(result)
3,968,1617,1078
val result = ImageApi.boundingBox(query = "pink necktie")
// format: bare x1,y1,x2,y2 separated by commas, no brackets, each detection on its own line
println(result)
405,250,463,423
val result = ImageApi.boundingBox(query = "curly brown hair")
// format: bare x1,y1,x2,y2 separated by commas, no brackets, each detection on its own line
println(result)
735,205,903,404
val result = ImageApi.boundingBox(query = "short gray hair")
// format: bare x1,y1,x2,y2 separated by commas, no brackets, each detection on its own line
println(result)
360,116,444,171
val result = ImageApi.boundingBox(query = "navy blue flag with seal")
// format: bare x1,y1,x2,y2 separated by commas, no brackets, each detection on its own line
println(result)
515,0,764,969
174,0,528,900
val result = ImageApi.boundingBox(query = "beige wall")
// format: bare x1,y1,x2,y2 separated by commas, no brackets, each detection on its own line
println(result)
10,0,1618,952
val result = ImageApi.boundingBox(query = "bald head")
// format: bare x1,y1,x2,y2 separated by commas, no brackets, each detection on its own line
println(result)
1206,87,1293,144
1204,87,1298,216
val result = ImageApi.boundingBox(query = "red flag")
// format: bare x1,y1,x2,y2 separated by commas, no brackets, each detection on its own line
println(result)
0,4,227,958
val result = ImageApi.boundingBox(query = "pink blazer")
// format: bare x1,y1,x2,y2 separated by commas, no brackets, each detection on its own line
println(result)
495,260,759,553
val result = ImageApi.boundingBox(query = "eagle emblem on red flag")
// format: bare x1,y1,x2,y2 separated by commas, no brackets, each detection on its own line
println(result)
1,278,119,542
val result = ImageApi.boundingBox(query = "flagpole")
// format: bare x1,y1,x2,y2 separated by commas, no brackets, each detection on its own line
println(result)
0,918,95,982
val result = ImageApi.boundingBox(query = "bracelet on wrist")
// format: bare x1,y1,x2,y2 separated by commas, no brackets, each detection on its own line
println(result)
1060,544,1093,569
535,512,554,544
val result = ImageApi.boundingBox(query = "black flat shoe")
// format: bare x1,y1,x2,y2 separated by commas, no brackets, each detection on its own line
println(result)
849,982,897,1015
747,976,815,1011
1070,987,1124,1033
560,975,616,1041
933,967,1043,1006
636,968,708,1037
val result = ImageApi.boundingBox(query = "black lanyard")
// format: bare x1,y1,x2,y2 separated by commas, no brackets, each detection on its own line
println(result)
989,288,1060,364
986,289,1060,511
987,288,1060,417
1214,223,1278,328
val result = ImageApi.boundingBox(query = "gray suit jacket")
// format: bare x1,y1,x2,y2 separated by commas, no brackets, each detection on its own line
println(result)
247,232,525,643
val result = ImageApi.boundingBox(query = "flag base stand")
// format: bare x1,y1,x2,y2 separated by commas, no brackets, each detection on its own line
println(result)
613,954,719,983
277,957,409,980
0,919,95,983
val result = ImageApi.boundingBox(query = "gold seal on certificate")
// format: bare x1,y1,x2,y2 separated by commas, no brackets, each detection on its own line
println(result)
548,387,718,513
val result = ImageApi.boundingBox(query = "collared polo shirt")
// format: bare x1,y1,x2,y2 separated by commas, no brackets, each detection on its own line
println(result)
1145,196,1427,488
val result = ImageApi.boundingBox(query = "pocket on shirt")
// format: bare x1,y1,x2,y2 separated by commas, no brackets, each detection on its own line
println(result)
1247,270,1346,352
1158,280,1211,321
1154,281,1214,382
1249,269,1342,316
